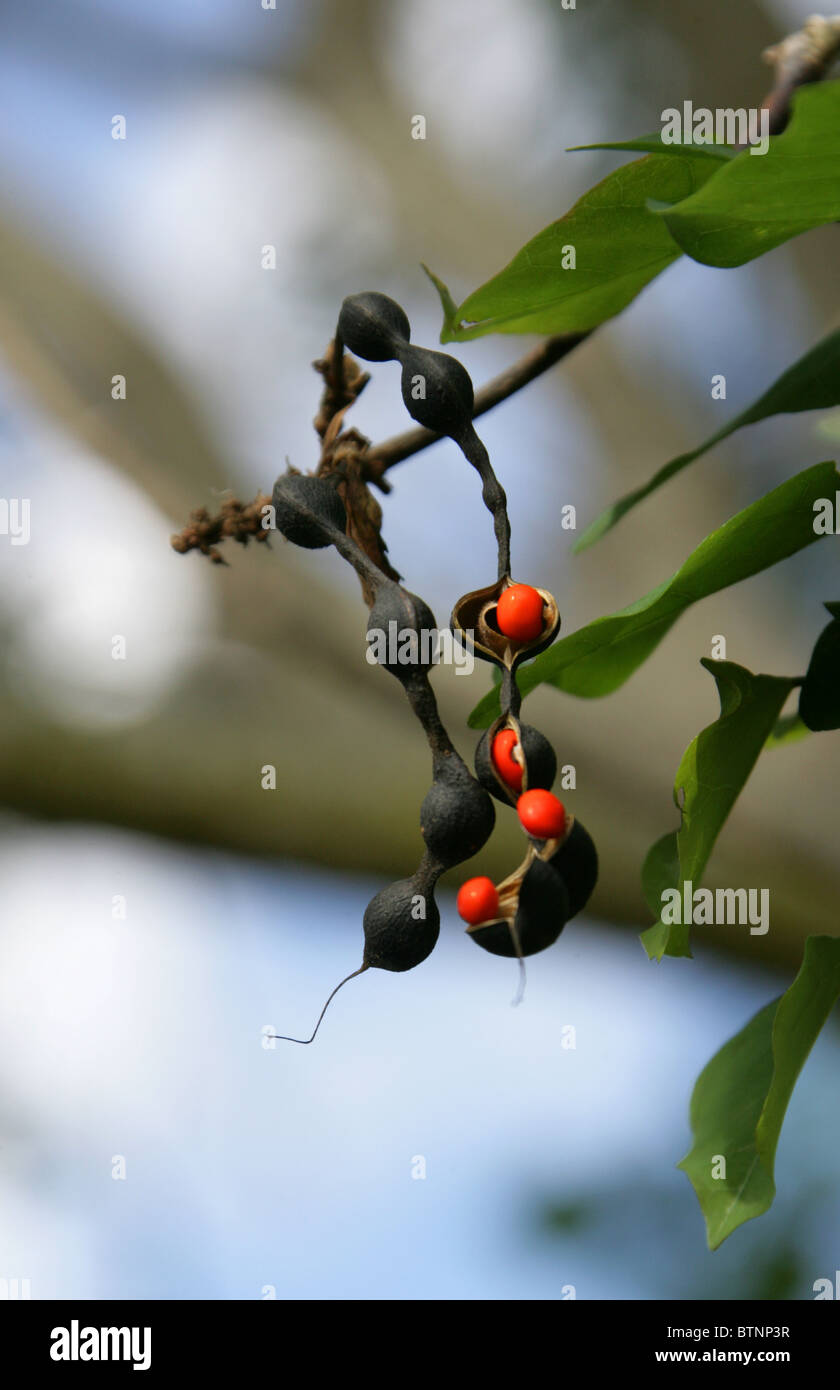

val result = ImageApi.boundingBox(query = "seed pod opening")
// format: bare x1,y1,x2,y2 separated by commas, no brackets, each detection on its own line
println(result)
366,583,439,678
271,472,346,549
547,818,598,919
475,719,557,804
362,877,440,972
451,577,560,669
420,756,495,869
399,346,474,436
468,856,570,958
337,292,410,362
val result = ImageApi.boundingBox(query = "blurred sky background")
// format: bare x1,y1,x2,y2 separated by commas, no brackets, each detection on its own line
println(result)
0,0,838,1300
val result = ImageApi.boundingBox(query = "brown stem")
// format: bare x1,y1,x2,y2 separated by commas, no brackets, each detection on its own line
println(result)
762,15,840,132
312,339,368,440
332,327,346,405
170,493,273,563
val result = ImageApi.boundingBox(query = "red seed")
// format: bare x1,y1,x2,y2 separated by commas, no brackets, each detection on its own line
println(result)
495,584,545,642
492,728,523,792
456,876,500,926
517,789,566,840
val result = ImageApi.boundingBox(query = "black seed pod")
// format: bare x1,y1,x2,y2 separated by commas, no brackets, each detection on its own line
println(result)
470,858,570,959
366,583,439,678
549,819,598,919
363,877,440,972
420,756,495,869
271,473,346,549
475,722,558,803
399,346,474,437
337,292,411,362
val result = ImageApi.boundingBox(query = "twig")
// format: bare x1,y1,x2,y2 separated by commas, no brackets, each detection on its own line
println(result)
312,340,369,439
332,327,346,407
170,494,273,563
363,13,840,482
173,16,839,568
762,14,840,132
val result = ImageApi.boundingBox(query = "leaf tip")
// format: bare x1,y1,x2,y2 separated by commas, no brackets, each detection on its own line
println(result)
571,525,599,555
421,262,460,341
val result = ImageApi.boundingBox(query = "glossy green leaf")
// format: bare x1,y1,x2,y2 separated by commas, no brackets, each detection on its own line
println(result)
431,154,722,342
468,461,838,728
799,601,840,731
680,936,840,1249
660,84,840,268
764,712,810,750
641,661,796,961
640,831,682,958
569,134,734,161
576,328,840,551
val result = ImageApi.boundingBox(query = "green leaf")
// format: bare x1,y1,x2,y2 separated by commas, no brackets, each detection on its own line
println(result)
799,601,840,731
660,84,840,268
640,661,796,961
764,712,810,749
640,831,683,960
679,935,840,1249
421,262,460,338
468,460,839,727
816,411,840,443
569,134,734,161
576,327,840,551
436,153,722,341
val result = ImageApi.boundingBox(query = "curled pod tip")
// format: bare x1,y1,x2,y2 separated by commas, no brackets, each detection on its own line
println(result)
269,963,368,1046
363,877,441,972
420,757,495,869
468,856,570,959
337,291,410,362
271,472,346,549
399,346,474,437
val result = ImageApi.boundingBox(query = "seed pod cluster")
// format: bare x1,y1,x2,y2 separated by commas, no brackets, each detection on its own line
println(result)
339,292,511,576
266,292,596,1039
362,574,497,956
267,461,495,1019
452,576,599,959
338,292,474,437
469,855,571,959
459,794,598,960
